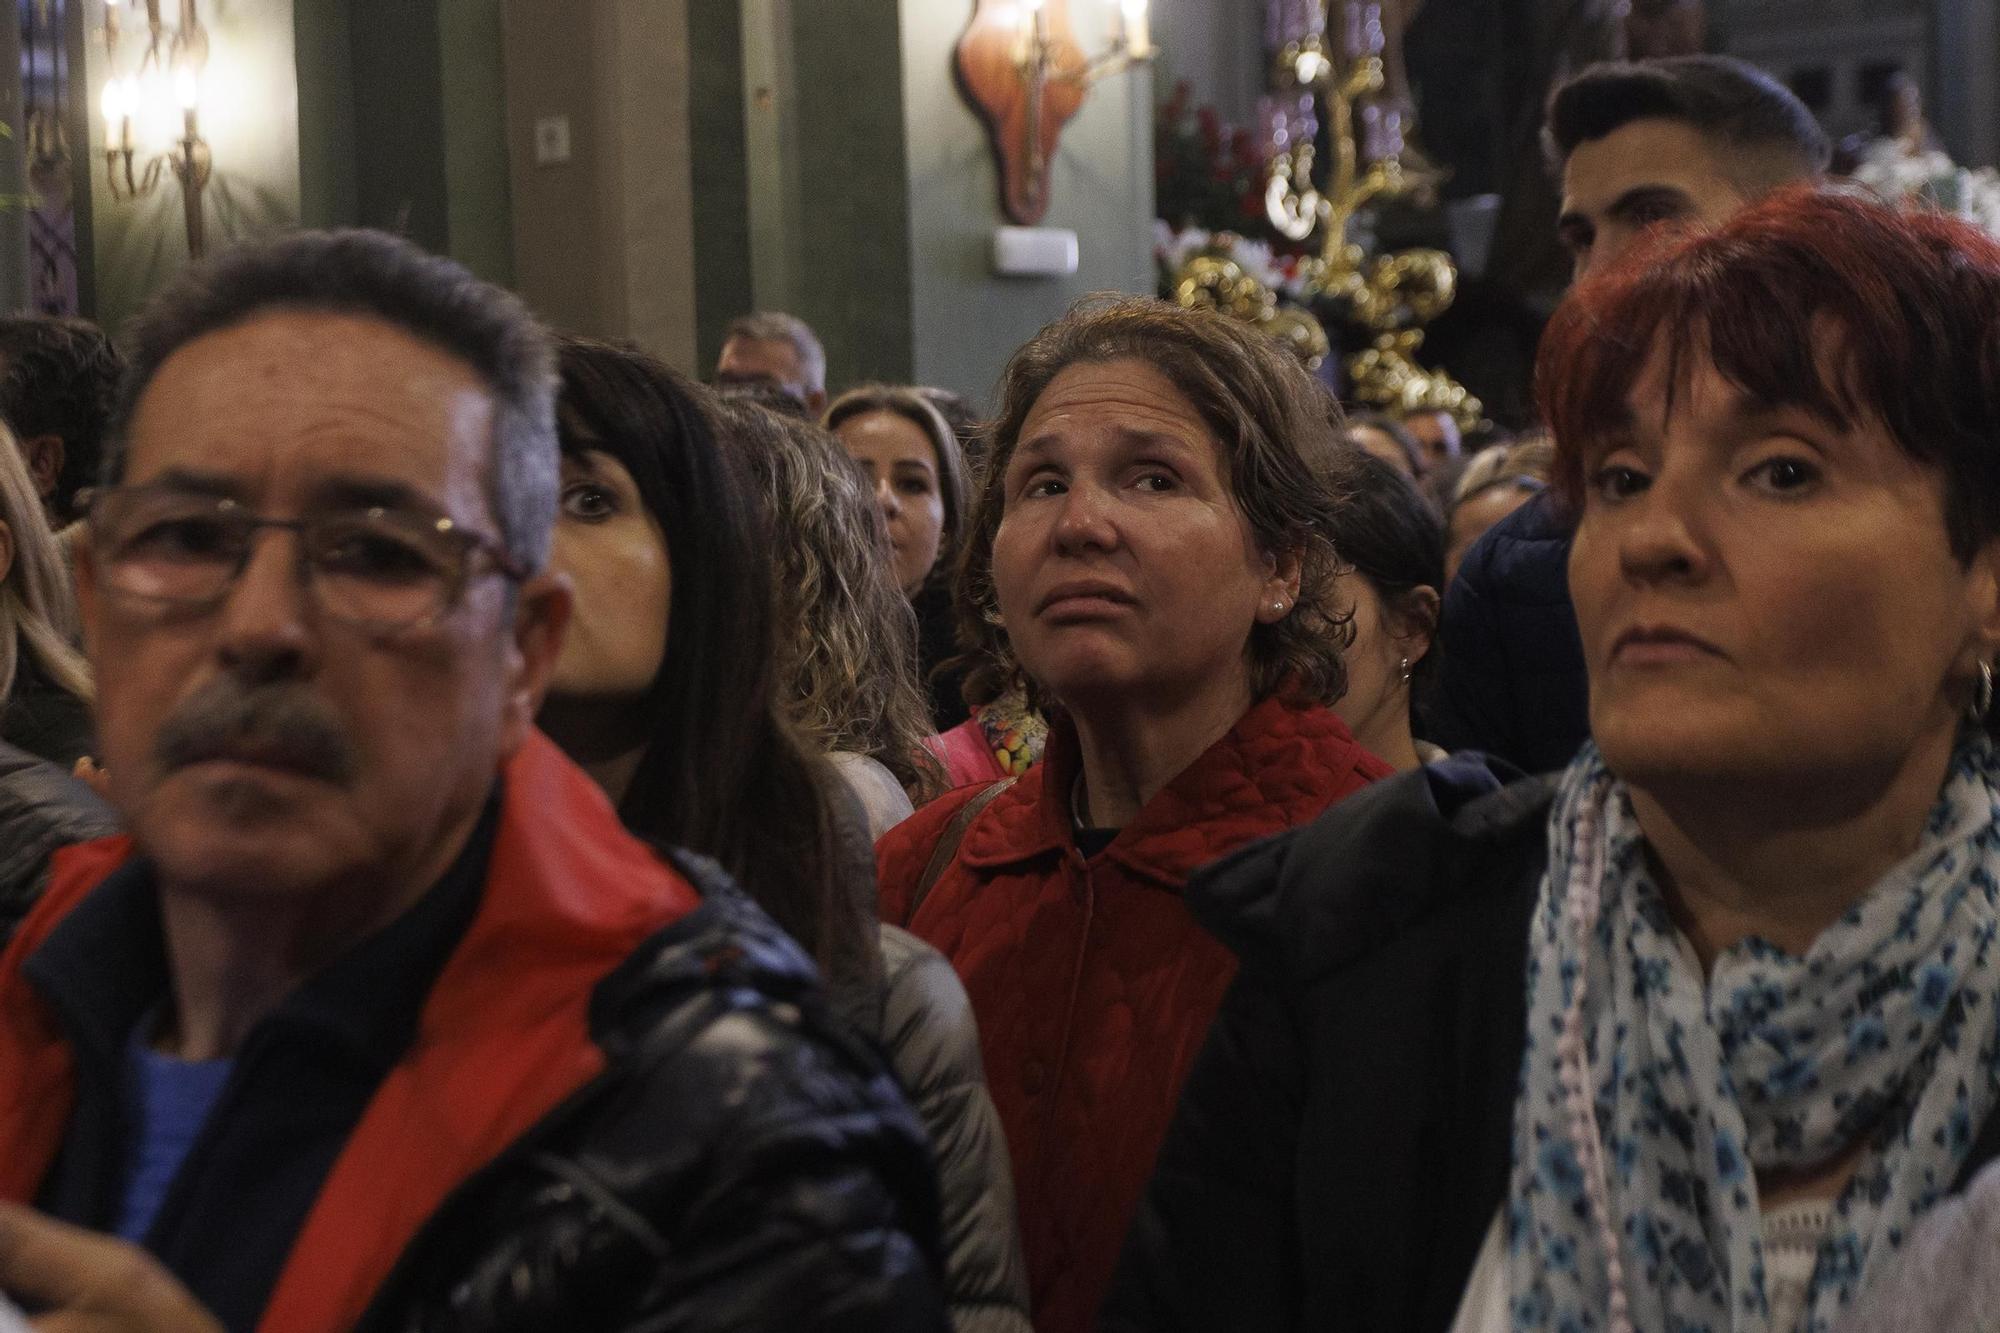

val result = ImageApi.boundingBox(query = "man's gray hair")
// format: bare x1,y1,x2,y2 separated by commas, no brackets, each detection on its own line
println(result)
106,228,559,571
724,311,826,396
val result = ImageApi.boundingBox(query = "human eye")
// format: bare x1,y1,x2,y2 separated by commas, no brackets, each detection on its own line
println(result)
314,517,446,584
1743,453,1822,497
118,511,239,563
1132,470,1179,493
1587,462,1650,503
897,474,936,497
560,481,616,522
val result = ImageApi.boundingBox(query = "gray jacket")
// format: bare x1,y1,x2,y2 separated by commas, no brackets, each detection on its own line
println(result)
878,923,1033,1333
823,762,1031,1333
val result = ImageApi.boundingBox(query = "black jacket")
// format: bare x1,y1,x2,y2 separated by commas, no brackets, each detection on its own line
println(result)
0,738,116,941
1427,491,1590,774
1107,759,2000,1332
356,857,949,1333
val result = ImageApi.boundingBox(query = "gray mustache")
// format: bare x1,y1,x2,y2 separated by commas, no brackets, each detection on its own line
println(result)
153,680,359,785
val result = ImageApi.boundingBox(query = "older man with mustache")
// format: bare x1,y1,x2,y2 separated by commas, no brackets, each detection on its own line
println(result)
0,230,945,1332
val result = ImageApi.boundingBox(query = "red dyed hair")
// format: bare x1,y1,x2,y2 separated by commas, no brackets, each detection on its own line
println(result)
1536,185,2000,561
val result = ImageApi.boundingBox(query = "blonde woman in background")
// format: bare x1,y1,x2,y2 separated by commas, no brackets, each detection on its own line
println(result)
0,421,93,767
1444,431,1554,582
718,398,943,833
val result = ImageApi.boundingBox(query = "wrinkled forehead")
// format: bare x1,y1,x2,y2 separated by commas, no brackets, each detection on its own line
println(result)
126,309,500,518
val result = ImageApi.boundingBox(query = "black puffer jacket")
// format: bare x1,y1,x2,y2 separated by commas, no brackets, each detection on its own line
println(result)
0,739,117,941
1109,758,2000,1332
356,858,949,1333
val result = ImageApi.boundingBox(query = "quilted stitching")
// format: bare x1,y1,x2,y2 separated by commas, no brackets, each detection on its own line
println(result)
874,696,1394,1333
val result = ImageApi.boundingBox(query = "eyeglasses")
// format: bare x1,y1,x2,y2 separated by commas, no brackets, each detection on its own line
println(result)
89,484,528,634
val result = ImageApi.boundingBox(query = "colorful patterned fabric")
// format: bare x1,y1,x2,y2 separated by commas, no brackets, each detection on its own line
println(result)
1510,737,2000,1333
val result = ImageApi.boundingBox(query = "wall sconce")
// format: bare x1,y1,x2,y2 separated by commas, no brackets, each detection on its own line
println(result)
956,0,1155,224
98,0,212,258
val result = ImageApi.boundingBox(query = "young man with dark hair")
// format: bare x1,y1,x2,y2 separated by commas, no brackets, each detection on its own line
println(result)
1430,55,1827,773
1548,54,1830,282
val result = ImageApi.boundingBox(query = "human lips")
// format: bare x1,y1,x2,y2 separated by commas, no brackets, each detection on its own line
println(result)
1610,623,1727,666
1036,579,1137,619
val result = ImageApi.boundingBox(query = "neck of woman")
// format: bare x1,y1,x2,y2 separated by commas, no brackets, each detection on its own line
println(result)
1069,673,1257,830
537,694,647,806
1628,724,1962,969
1338,687,1420,772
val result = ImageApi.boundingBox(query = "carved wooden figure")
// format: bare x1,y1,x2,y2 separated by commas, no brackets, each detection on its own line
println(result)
955,0,1090,224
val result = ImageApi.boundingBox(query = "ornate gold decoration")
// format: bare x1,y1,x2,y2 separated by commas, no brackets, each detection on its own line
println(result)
1172,246,1330,371
1170,1,1481,429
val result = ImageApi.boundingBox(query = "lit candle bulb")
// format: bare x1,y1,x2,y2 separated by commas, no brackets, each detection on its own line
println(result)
1122,0,1151,57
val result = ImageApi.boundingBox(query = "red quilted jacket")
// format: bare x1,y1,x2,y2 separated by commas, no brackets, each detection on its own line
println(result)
877,694,1393,1333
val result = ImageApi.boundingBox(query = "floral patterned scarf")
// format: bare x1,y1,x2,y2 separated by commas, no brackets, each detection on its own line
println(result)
1509,737,2000,1333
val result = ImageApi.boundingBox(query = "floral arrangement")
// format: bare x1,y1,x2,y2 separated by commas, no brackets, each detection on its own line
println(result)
1850,138,2000,241
1153,81,1284,242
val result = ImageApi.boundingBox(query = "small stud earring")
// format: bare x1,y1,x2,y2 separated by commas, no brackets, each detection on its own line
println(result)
1399,656,1412,685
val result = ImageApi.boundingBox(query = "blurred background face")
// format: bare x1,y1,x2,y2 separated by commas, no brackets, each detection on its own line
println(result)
1444,483,1535,583
1402,410,1462,471
83,310,527,903
716,336,808,403
1568,343,1994,794
548,446,670,700
836,408,946,595
1348,424,1419,479
990,358,1286,714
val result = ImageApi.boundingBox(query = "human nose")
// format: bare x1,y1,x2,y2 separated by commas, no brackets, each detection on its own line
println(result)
214,528,317,682
874,475,902,520
1050,479,1117,555
1615,470,1712,588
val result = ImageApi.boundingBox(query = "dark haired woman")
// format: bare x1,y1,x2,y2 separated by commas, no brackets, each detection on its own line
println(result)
538,339,1028,1333
1112,188,2000,1333
827,385,973,730
1329,453,1445,771
877,298,1390,1333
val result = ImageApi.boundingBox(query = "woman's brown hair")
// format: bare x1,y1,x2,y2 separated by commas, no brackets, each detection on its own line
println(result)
955,295,1356,710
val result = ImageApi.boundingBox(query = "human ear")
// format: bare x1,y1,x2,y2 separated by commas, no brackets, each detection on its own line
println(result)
1255,547,1305,624
20,435,62,504
497,572,574,756
1388,584,1442,666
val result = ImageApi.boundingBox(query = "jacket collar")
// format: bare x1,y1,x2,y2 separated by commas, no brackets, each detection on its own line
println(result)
958,694,1388,887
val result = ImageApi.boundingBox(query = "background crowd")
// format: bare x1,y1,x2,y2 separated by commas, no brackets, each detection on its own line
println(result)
0,45,1982,1333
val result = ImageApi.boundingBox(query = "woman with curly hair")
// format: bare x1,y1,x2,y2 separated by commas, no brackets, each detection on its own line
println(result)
827,383,972,730
718,398,940,825
875,296,1392,1333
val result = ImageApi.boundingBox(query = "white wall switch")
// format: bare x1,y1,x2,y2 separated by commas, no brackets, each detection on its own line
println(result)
533,114,573,166
992,226,1080,277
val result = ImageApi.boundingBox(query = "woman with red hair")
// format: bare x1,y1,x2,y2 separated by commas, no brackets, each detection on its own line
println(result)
1109,187,2000,1333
